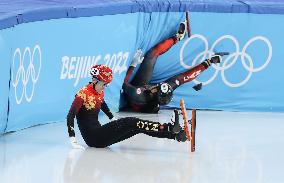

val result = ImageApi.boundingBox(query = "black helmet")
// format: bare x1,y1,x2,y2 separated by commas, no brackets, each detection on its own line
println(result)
157,83,173,105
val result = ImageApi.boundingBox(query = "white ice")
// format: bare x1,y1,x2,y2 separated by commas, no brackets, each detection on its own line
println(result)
0,110,283,183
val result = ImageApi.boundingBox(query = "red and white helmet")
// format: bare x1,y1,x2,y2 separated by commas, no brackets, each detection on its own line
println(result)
90,64,113,84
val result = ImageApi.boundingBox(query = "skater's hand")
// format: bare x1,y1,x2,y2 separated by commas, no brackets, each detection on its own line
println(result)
70,137,85,150
131,49,144,67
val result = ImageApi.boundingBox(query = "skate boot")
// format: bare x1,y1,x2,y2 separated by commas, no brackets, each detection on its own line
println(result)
175,130,188,142
209,55,221,64
176,21,187,41
171,109,182,134
206,52,230,65
204,54,221,67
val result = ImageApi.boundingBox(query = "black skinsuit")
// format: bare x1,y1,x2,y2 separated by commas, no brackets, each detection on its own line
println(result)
122,36,210,113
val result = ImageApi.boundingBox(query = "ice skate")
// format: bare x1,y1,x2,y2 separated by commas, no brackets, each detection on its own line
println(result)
171,109,181,134
208,52,229,64
176,21,187,41
209,55,221,64
175,130,188,142
180,99,197,152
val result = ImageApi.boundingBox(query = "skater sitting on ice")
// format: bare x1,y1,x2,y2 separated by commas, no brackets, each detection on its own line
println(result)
67,64,187,149
121,20,223,113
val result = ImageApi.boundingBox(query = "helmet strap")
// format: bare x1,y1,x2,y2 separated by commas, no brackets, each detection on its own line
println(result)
91,78,99,86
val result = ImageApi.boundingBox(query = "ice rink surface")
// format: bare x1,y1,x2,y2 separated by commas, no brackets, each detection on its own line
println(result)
0,110,283,183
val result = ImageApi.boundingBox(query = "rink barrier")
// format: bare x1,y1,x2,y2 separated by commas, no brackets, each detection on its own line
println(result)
1,1,284,134
0,37,10,134
2,0,284,30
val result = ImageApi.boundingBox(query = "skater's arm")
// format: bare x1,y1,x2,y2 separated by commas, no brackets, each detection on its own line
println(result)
124,66,135,84
123,49,144,89
123,49,144,84
67,96,83,137
101,100,114,119
123,67,141,97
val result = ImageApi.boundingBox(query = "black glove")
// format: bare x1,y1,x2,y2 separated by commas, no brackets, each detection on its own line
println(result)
193,83,202,91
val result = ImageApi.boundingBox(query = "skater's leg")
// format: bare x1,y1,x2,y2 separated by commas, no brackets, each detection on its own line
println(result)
165,62,208,90
165,54,222,90
131,36,177,86
85,117,176,148
130,21,187,86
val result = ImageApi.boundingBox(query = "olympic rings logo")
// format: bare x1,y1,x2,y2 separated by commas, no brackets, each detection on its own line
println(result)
11,45,42,104
180,34,272,87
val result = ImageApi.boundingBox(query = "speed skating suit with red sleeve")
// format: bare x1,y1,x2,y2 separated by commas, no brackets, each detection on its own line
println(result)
67,83,181,147
123,36,211,113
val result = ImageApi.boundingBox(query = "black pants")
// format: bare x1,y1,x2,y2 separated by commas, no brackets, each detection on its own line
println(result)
80,117,175,148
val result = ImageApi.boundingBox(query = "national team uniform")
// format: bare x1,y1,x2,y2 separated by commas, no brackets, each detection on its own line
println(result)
67,82,184,148
122,35,213,113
